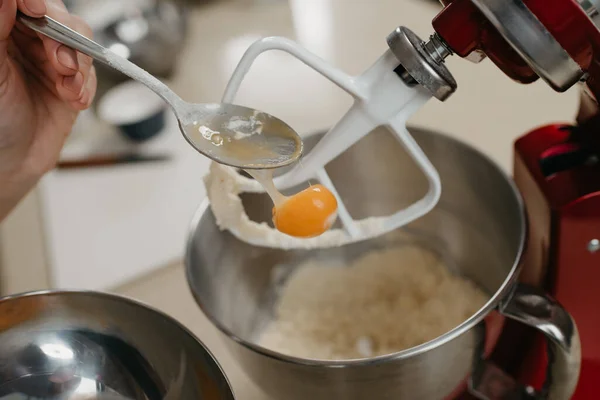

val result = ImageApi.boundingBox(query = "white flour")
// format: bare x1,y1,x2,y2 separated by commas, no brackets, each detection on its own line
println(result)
257,245,490,360
204,162,386,249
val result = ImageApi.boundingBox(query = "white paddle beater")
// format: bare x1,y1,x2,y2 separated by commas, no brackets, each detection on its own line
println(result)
206,27,458,249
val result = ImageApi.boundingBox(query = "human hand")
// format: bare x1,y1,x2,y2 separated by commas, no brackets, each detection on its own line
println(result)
0,0,96,220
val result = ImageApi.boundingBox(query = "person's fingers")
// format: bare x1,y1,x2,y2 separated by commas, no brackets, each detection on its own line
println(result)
14,17,93,106
49,14,94,103
10,29,60,93
16,0,46,17
40,16,94,84
26,0,95,103
37,2,81,77
69,66,96,111
10,28,47,62
76,46,93,82
32,59,62,93
55,70,83,102
6,36,24,64
14,48,62,97
0,0,18,89
6,0,95,107
12,0,76,79
54,48,93,103
0,0,18,41
45,0,66,12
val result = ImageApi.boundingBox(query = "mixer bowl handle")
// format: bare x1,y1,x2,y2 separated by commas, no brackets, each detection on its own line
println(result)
470,284,581,400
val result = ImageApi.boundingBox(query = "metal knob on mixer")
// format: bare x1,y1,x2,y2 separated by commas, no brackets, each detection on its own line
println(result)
386,26,457,101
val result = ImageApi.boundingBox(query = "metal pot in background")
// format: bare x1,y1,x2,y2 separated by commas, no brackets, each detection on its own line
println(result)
64,0,189,144
94,1,188,80
67,0,189,100
185,127,581,400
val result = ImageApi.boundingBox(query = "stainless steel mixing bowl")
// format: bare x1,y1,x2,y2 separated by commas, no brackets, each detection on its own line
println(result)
93,1,188,79
186,127,580,400
0,290,235,399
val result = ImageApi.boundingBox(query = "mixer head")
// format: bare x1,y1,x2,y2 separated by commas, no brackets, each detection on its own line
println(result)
429,0,600,96
389,0,600,100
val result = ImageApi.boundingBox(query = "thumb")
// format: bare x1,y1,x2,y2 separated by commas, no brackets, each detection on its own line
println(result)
0,0,17,79
0,0,17,42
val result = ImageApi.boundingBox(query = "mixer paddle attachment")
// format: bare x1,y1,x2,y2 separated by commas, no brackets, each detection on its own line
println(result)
206,29,458,249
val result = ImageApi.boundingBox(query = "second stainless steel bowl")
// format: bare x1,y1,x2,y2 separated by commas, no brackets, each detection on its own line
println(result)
0,290,235,399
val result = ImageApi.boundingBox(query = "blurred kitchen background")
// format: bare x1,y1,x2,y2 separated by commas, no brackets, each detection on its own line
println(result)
0,0,580,296
0,0,581,397
0,0,582,290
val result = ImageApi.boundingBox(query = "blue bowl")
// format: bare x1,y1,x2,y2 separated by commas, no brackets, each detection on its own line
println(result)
118,108,166,142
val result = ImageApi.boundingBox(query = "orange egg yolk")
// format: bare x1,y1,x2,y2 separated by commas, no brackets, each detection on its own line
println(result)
272,184,338,238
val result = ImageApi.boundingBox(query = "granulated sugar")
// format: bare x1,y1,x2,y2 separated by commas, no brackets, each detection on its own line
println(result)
257,245,490,360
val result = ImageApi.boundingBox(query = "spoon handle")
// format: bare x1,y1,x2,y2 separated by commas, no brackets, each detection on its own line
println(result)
16,12,184,109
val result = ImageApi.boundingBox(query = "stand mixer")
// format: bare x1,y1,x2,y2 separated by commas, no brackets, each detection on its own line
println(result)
205,0,598,397
199,1,598,397
410,1,599,398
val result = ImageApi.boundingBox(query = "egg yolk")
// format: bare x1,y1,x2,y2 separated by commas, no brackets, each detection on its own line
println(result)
272,184,338,238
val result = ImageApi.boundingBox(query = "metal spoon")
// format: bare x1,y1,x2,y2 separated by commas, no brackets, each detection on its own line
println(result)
17,12,303,170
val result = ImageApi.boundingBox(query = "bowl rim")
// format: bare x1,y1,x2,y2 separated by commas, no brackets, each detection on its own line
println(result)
184,126,527,367
0,289,237,397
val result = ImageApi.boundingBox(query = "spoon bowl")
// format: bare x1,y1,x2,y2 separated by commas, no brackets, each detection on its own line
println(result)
179,103,303,169
17,12,303,170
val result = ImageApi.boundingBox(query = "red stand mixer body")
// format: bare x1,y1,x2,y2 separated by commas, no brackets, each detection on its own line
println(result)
430,0,600,398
